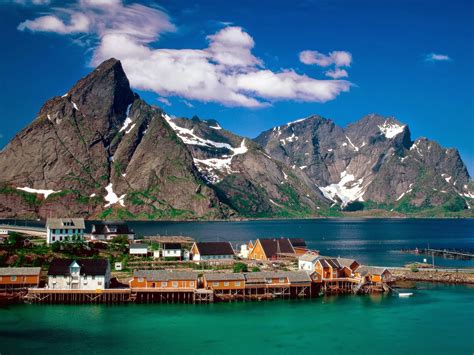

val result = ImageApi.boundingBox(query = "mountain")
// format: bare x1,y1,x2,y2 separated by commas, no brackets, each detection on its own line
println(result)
255,114,473,215
0,59,325,220
0,58,471,220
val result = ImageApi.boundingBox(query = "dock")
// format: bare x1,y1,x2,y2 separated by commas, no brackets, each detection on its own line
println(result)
401,248,474,260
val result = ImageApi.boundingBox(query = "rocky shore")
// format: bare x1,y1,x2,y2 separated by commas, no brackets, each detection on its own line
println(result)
392,269,474,284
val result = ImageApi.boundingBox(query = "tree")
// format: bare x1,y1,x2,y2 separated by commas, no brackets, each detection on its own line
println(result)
233,262,248,273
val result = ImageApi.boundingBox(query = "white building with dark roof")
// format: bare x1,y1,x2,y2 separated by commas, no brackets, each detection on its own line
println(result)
46,218,85,244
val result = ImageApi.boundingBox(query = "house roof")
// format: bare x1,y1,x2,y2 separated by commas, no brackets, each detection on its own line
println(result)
163,243,181,250
357,266,390,276
244,271,311,283
46,218,85,230
91,222,134,235
130,243,148,250
133,270,198,281
0,267,41,276
203,273,245,281
258,238,295,258
299,253,319,262
337,257,359,269
194,242,234,256
289,238,307,248
48,259,109,276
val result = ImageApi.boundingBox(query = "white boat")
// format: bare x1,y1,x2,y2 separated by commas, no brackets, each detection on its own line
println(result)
398,292,413,297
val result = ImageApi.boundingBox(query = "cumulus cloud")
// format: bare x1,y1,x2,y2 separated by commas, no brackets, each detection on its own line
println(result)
425,53,451,62
325,68,348,79
299,50,352,67
18,0,352,107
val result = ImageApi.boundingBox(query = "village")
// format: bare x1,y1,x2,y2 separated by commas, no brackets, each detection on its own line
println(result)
0,217,447,305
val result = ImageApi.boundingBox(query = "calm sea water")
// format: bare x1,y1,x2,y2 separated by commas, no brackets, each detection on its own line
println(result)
3,218,474,267
1,283,473,355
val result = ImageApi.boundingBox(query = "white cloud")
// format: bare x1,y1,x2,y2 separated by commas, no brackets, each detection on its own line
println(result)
13,0,51,5
18,1,352,107
157,97,171,106
325,68,348,79
299,50,352,67
425,53,451,62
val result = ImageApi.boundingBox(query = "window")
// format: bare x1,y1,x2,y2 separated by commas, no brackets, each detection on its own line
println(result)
52,237,56,242
11,276,17,281
224,282,229,286
213,282,219,286
235,282,241,286
162,282,168,287
172,281,178,288
98,281,102,286
138,277,144,282
279,278,285,283
190,281,195,287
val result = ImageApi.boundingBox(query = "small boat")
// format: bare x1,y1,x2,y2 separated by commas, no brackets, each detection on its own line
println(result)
398,292,413,297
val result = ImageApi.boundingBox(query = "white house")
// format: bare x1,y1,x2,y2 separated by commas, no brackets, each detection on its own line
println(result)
190,242,235,261
47,258,111,290
129,243,149,256
298,253,320,273
90,222,135,241
162,243,182,259
238,244,249,259
46,218,85,244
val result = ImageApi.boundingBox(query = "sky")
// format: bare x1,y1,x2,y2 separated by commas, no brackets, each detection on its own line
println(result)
0,0,473,174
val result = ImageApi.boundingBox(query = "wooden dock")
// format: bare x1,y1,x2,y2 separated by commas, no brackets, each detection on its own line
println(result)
25,288,131,304
401,248,474,260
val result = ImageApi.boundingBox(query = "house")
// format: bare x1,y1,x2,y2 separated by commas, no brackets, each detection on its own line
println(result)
289,238,308,255
90,222,135,241
129,243,149,256
298,252,320,272
238,244,250,259
0,228,10,236
190,242,235,261
0,267,41,289
358,266,393,284
47,258,111,290
244,271,311,287
130,270,198,289
162,243,182,259
248,238,295,261
46,218,85,244
203,273,245,291
312,257,354,282
337,257,360,274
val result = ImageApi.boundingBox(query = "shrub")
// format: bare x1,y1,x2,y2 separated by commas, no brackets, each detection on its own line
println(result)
233,262,248,273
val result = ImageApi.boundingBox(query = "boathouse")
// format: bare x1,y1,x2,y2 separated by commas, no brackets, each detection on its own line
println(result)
190,242,235,261
358,266,393,284
243,271,312,299
248,238,295,261
90,222,135,241
0,267,41,290
312,257,361,293
47,258,111,290
46,218,85,244
203,273,245,300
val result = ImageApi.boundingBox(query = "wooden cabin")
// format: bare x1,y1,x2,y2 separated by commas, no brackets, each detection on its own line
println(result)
190,242,235,261
289,238,309,255
0,267,41,290
248,238,295,261
130,270,198,289
243,271,312,298
358,266,393,284
203,273,245,295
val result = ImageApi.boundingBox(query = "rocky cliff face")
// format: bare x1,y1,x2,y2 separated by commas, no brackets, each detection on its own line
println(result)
255,114,473,214
0,59,471,219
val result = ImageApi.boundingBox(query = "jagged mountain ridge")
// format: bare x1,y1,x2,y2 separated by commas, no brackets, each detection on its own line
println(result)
0,58,471,219
255,114,473,213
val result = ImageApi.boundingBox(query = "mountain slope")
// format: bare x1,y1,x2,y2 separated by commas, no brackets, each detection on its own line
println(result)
255,114,473,215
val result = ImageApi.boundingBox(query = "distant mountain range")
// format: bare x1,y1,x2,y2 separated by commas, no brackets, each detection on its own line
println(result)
0,58,472,220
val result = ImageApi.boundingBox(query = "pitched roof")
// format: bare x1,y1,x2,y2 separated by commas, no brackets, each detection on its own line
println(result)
163,243,181,250
289,238,307,248
133,270,198,281
91,222,134,235
244,271,311,283
299,253,319,262
357,266,390,276
203,273,245,281
258,238,295,258
194,242,234,256
130,243,148,250
46,218,85,230
317,257,344,270
48,259,109,276
0,267,41,276
337,257,359,269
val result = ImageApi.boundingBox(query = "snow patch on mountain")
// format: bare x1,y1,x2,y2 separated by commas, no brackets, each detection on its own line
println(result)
378,120,405,138
16,186,59,199
104,183,126,207
318,171,366,206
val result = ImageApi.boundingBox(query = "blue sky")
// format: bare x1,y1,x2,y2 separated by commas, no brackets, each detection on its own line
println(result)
1,0,473,174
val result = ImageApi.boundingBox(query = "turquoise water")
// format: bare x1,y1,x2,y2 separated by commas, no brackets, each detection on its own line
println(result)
1,283,473,355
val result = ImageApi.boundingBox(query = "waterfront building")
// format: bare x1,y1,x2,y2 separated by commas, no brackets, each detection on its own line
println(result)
129,243,149,256
238,244,250,259
46,218,85,244
248,238,295,261
47,258,111,290
190,242,235,261
90,222,135,241
298,252,320,272
358,266,393,284
0,267,41,290
130,270,198,289
289,238,309,255
203,273,245,292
